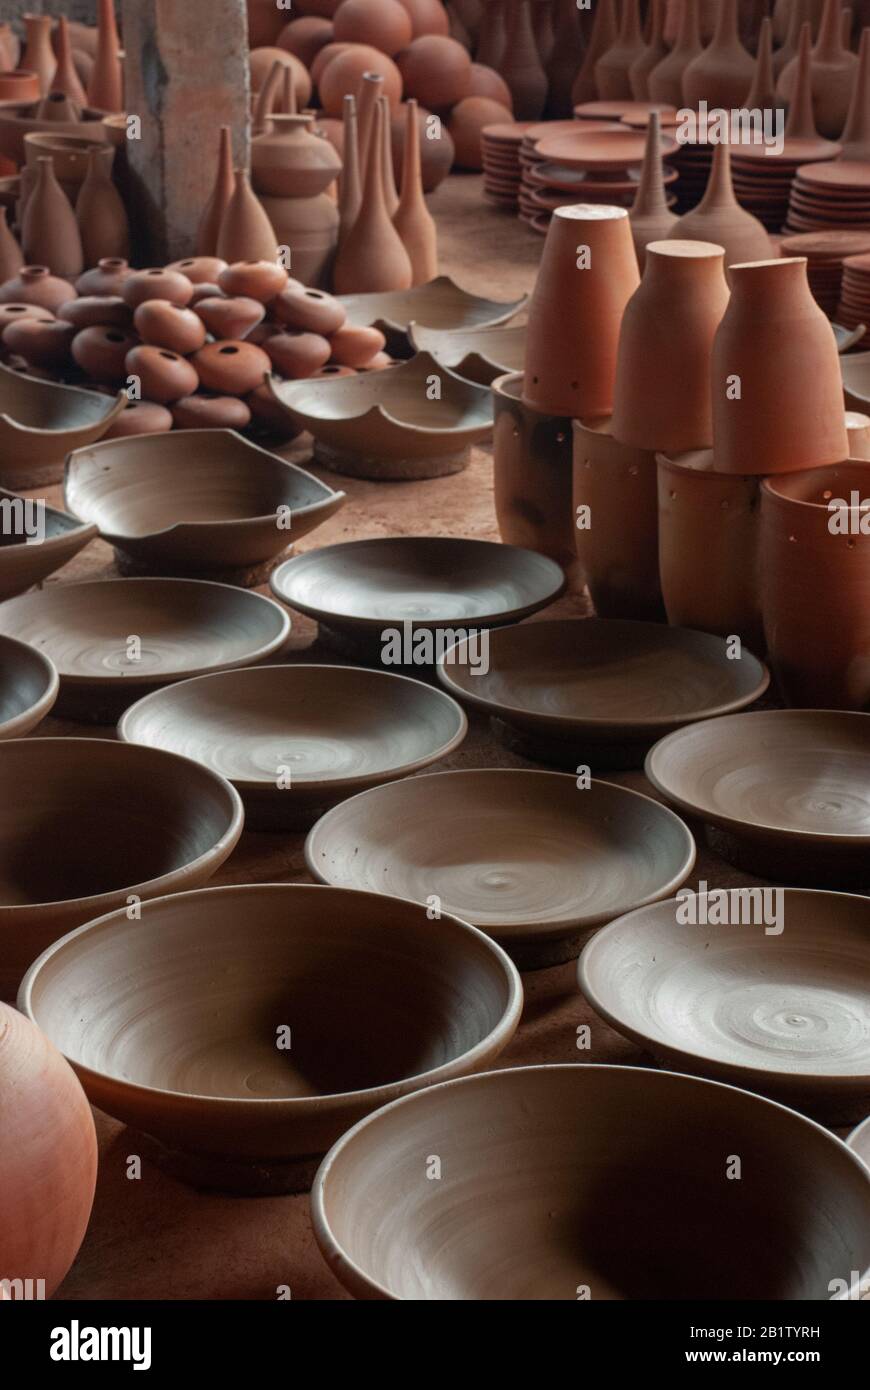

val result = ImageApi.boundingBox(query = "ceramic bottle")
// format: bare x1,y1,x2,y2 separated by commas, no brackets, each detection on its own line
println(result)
332,99,412,292
20,14,56,98
22,157,84,279
595,0,646,101
629,0,669,100
216,168,279,264
0,207,23,283
501,0,548,119
356,71,384,180
76,146,131,264
252,112,342,198
772,0,806,79
545,0,586,118
338,94,363,247
394,99,438,285
682,0,755,110
87,0,124,113
197,127,235,257
629,111,679,269
649,0,703,106
51,16,87,106
776,0,858,139
0,264,77,311
836,25,870,158
745,16,779,113
572,0,618,106
667,143,773,274
379,94,400,217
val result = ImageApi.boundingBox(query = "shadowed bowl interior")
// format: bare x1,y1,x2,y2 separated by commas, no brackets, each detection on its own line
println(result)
0,364,120,432
0,488,97,599
312,1064,870,1300
0,633,58,738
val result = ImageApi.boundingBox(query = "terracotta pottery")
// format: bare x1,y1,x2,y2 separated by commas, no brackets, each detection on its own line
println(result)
839,26,870,160
499,0,547,119
395,35,473,109
572,0,618,106
649,0,703,106
217,260,288,302
171,395,252,431
0,24,20,70
124,345,199,405
3,315,75,369
337,274,527,335
477,0,507,69
409,321,523,381
667,143,773,274
390,101,455,192
0,303,47,336
75,146,129,264
194,295,266,341
278,16,336,67
75,255,131,296
102,399,173,439
252,112,342,199
847,409,870,459
87,0,123,112
133,301,207,355
772,0,806,78
448,95,513,169
216,169,278,265
21,157,82,280
542,0,583,117
629,111,679,268
193,339,272,395
189,281,224,306
0,632,58,740
522,204,640,419
760,461,870,710
712,257,850,475
595,0,646,102
333,0,413,54
50,16,87,106
745,15,779,113
682,0,754,109
265,330,332,377
572,417,665,622
0,70,41,104
333,100,412,294
393,99,438,285
319,47,403,117
258,189,337,289
310,41,353,91
121,266,194,310
0,360,124,488
20,14,56,97
378,94,400,219
250,47,312,110
628,0,668,101
0,1003,96,1292
0,207,23,283
355,71,384,189
71,325,138,383
401,0,451,38
328,322,386,366
0,484,96,601
337,93,362,250
195,127,235,258
248,0,288,47
777,0,858,141
167,254,228,286
33,90,79,123
469,62,513,109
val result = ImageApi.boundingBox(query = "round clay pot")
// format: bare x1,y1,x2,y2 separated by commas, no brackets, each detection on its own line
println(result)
265,330,332,377
217,259,289,303
251,112,343,199
133,300,208,355
121,268,195,310
194,295,266,341
0,302,51,334
271,283,346,334
328,323,386,367
469,62,513,109
188,282,224,306
71,325,139,382
3,316,76,368
319,47,403,116
166,255,228,285
449,96,514,169
58,295,133,330
103,399,174,438
75,256,132,297
277,17,336,69
171,393,253,430
193,340,272,395
125,345,200,404
333,0,412,54
390,102,455,193
0,265,77,312
249,46,313,108
396,35,472,108
0,69,41,103
310,41,352,90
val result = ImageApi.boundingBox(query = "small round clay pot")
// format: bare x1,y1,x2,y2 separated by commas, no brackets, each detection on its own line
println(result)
396,35,472,108
121,267,195,310
328,323,386,368
3,316,76,368
0,69,41,103
0,265,77,312
133,300,208,355
194,295,266,341
124,345,200,404
171,393,253,430
264,331,332,378
188,282,223,305
318,46,403,116
271,284,346,334
165,255,228,285
58,295,133,330
218,259,289,304
103,399,174,439
333,0,412,55
193,340,272,395
71,326,139,382
449,96,514,170
0,302,52,333
75,256,132,297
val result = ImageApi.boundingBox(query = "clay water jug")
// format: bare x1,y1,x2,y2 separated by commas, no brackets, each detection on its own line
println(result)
51,16,87,106
649,0,702,106
776,0,858,138
20,14,56,97
667,143,773,275
595,0,646,101
22,157,83,279
197,126,235,256
501,0,548,119
394,99,438,285
683,0,755,109
216,169,279,264
76,146,130,264
0,207,23,283
252,112,342,198
379,94,400,218
572,0,618,106
629,0,669,101
629,111,679,269
88,0,124,112
545,0,586,118
338,94,363,246
332,99,412,292
476,0,507,69
840,26,870,158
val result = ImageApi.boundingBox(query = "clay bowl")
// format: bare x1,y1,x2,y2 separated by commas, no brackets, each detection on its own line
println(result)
311,1063,870,1300
0,739,243,997
0,362,126,488
305,770,695,969
0,578,291,722
0,487,97,600
438,620,770,770
336,274,528,356
118,664,467,831
0,103,109,164
646,710,870,886
407,321,525,385
580,889,870,1124
840,350,870,410
64,429,345,578
0,634,58,739
849,1116,870,1168
834,323,867,353
19,883,523,1194
266,353,494,480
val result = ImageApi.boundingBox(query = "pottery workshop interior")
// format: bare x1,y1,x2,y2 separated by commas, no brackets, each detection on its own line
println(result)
0,0,869,1344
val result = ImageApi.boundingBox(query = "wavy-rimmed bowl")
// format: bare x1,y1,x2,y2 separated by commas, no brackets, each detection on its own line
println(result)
0,102,111,164
850,1116,870,1168
0,362,126,488
19,883,523,1194
0,487,96,600
0,633,58,739
407,322,525,385
336,275,528,357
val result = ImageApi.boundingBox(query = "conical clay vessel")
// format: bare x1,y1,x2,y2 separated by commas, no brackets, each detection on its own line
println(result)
629,112,679,269
838,27,870,160
0,207,23,283
217,169,279,264
667,143,772,275
649,0,702,106
394,99,437,286
76,146,130,264
87,0,124,112
682,0,755,110
333,100,412,293
197,127,235,256
338,94,363,247
595,0,646,101
51,16,87,106
22,157,84,280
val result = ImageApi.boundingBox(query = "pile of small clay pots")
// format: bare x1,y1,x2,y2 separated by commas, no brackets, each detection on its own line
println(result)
0,254,390,438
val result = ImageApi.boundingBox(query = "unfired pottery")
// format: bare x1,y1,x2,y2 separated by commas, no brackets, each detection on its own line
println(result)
20,14,55,97
22,156,83,279
777,0,858,141
197,127,235,257
410,322,524,382
87,0,123,112
252,112,342,199
595,0,646,101
0,485,96,601
333,99,411,294
217,169,279,265
499,0,547,119
0,632,58,739
51,15,87,106
75,145,130,264
395,35,473,109
629,110,679,268
0,361,125,488
193,340,271,395
394,99,438,286
682,0,755,109
667,143,773,272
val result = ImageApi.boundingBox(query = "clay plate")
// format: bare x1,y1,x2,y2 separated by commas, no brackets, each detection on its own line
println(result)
19,883,522,1194
0,486,97,600
305,770,696,969
438,620,769,769
311,1063,870,1299
580,889,870,1123
118,664,468,830
0,633,58,739
0,362,126,489
0,738,243,997
534,129,677,171
407,321,525,384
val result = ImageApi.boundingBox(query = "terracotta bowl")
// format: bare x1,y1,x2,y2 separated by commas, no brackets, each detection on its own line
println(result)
438,620,770,770
646,710,870,886
407,321,525,385
19,883,523,1194
0,577,291,722
267,353,493,480
0,739,243,997
64,429,345,577
580,889,870,1124
119,664,467,830
336,274,527,357
0,363,126,488
0,486,97,600
0,633,58,739
311,1063,870,1299
306,770,696,968
849,1115,870,1169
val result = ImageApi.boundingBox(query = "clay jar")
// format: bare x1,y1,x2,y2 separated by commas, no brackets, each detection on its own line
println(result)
395,36,472,109
75,258,132,297
761,461,870,709
172,394,253,430
22,157,83,280
104,400,173,438
682,0,755,110
0,266,77,312
252,112,342,199
167,256,228,285
3,316,76,368
667,143,772,274
193,340,272,394
258,190,338,290
332,100,412,293
75,145,130,265
523,205,640,419
71,325,138,382
573,416,664,621
271,284,346,335
122,268,195,310
59,295,133,330
125,345,200,404
711,258,849,475
133,301,208,355
194,296,266,341
595,0,646,101
217,260,288,303
611,239,729,453
265,331,332,377
390,102,455,193
0,70,41,104
319,47,403,117
329,323,386,367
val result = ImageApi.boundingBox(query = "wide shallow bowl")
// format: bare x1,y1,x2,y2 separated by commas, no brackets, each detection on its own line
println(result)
118,665,468,830
0,633,58,738
0,362,126,488
0,577,291,722
267,353,493,480
438,620,769,769
305,770,696,968
311,1063,870,1300
337,274,527,356
0,739,243,997
646,710,870,885
64,430,345,579
407,322,525,385
580,889,870,1124
850,1116,870,1168
270,537,565,657
0,487,96,600
19,883,523,1194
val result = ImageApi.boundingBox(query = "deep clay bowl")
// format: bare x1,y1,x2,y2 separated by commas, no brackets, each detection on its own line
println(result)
407,322,526,385
0,362,126,488
580,890,870,1124
118,665,468,831
19,883,523,1194
438,619,770,770
645,710,870,886
305,770,696,969
0,634,58,739
0,739,243,998
311,1064,870,1300
64,429,346,576
0,487,97,600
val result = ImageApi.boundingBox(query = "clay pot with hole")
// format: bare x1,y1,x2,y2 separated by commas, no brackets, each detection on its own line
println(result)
329,323,386,368
75,256,131,297
0,303,52,335
318,47,403,116
2,317,75,369
103,399,173,438
171,394,253,430
71,326,139,383
133,301,208,355
270,283,346,334
124,346,200,405
193,340,272,395
194,296,266,341
121,268,195,310
265,331,332,378
58,296,133,331
218,260,289,303
0,266,76,313
165,255,228,285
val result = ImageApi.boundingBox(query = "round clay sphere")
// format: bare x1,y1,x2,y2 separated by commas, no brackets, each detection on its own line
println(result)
75,256,132,297
193,340,272,395
0,266,77,312
189,282,224,305
133,300,208,355
0,302,54,333
72,326,139,382
265,330,332,377
399,0,450,38
3,317,75,368
218,260,289,303
103,399,173,438
277,16,335,68
396,36,472,108
249,46,313,107
333,0,413,56
319,45,403,115
449,96,514,169
122,267,194,309
271,284,347,334
390,102,455,191
195,296,266,341
125,345,200,404
248,0,287,46
310,40,353,88
172,393,253,430
166,255,228,285
329,322,386,367
468,62,513,110
58,296,133,330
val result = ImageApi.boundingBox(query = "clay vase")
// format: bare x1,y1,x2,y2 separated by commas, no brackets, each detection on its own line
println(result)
252,112,342,198
573,417,665,621
20,14,56,98
265,330,332,377
611,239,729,453
51,16,87,106
649,0,702,106
394,99,438,286
838,26,870,159
0,207,23,283
501,0,548,118
259,190,339,288
75,256,132,296
338,94,362,247
772,0,806,80
629,0,669,100
476,0,508,69
532,0,555,66
595,0,646,101
88,0,124,113
776,0,858,139
682,0,755,109
332,100,412,293
761,462,870,709
378,94,400,217
217,169,279,264
711,257,850,475
667,143,773,275
629,111,679,269
0,265,76,311
193,339,272,394
657,448,764,651
545,0,586,118
76,146,130,264
166,255,227,286
22,158,84,280
0,1002,97,1298
572,0,618,106
197,127,235,257
0,23,20,71
745,15,779,113
356,71,384,186
524,205,640,418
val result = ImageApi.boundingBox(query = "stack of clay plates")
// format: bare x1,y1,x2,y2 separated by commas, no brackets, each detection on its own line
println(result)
785,159,870,234
668,138,714,212
522,126,678,233
481,121,534,209
780,231,870,317
574,100,677,125
732,137,842,231
835,252,870,331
